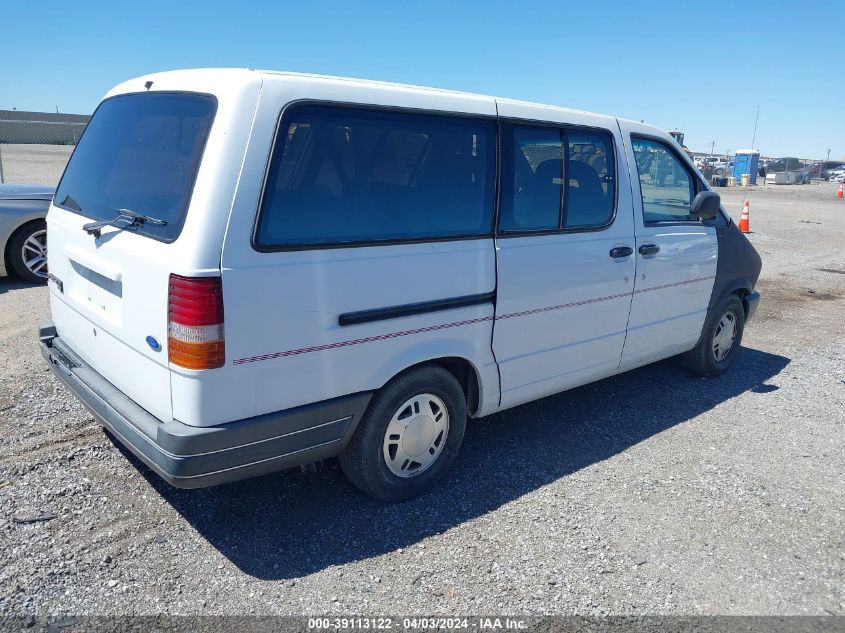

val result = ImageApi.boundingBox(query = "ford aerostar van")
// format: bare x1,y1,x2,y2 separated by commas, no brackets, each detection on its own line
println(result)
40,69,761,501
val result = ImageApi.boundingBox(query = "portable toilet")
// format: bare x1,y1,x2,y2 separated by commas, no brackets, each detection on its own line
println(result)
733,149,761,185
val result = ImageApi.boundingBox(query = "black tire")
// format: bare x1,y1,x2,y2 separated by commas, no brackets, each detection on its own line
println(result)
339,364,467,502
683,294,745,377
7,220,48,284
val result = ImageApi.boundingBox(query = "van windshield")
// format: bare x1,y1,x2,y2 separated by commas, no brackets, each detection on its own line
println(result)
54,92,217,242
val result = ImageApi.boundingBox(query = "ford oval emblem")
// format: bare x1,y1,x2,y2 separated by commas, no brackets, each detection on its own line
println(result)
146,336,162,352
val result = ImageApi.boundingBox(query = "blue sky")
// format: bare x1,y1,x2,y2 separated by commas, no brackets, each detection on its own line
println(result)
1,1,841,158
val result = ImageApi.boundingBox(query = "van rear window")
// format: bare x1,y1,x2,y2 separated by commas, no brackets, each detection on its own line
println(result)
255,105,496,249
54,92,216,242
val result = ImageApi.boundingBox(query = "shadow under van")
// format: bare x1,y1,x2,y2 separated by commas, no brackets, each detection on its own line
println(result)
113,345,788,580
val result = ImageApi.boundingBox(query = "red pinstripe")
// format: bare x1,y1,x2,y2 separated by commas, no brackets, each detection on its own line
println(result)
233,316,495,364
233,275,715,365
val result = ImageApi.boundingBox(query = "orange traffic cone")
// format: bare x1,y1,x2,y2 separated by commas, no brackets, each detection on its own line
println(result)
838,183,843,199
739,200,750,233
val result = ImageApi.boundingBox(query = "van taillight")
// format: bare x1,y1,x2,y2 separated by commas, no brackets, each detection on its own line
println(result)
168,275,225,370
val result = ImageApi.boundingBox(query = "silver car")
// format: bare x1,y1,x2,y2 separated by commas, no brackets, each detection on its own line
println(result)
0,184,53,283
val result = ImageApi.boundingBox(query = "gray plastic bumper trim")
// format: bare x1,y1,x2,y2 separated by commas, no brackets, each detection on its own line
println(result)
38,321,372,489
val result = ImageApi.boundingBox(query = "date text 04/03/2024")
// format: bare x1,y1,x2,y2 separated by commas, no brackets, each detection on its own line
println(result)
306,618,528,630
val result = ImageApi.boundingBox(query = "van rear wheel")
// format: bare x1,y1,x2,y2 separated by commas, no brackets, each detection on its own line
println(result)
683,294,745,376
339,365,466,502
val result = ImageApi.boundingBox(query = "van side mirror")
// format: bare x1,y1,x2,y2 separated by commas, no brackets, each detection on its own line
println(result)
690,191,720,220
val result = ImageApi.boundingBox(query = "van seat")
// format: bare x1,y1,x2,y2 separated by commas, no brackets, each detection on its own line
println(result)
512,159,562,230
566,160,606,227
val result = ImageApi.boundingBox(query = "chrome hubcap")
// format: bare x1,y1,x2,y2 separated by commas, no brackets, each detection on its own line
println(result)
383,393,449,478
713,311,737,362
22,229,48,278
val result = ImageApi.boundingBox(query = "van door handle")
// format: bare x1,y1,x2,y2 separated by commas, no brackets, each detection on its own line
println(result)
609,247,633,258
638,244,660,256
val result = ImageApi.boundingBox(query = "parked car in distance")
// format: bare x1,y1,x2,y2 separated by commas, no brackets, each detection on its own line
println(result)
819,161,845,180
40,69,762,502
763,157,812,184
696,156,730,176
764,157,802,172
758,159,783,177
697,156,726,168
1,184,53,283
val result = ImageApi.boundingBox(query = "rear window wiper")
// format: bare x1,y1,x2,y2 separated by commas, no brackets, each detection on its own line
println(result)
83,208,167,238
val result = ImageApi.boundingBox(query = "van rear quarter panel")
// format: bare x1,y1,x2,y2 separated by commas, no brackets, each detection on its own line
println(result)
192,75,501,427
48,70,261,426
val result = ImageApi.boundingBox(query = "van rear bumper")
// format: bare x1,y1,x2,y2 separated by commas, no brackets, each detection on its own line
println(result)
38,322,372,489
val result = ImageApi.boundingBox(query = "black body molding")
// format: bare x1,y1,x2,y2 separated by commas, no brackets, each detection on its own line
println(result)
708,218,763,317
339,292,495,326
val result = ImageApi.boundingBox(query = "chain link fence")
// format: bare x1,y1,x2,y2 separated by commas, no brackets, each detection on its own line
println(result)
0,112,89,186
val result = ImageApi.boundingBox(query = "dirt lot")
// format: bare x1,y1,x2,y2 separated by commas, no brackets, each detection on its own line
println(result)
0,182,842,617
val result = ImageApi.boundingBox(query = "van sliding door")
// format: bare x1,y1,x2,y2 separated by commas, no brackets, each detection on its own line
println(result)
492,104,637,409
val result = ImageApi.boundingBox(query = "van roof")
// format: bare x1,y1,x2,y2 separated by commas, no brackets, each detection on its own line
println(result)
256,68,628,122
112,68,667,135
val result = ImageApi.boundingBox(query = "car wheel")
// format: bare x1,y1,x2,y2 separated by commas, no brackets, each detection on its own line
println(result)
683,294,745,377
715,167,724,175
339,364,467,502
7,220,48,284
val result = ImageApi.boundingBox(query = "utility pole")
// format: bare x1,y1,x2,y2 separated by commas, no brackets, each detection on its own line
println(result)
751,105,760,150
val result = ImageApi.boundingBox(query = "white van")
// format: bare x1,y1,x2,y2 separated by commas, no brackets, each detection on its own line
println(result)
40,69,761,501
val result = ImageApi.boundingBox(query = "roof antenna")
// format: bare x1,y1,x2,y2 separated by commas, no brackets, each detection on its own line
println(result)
144,81,153,91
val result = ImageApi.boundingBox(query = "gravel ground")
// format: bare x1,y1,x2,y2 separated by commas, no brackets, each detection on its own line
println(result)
0,182,843,617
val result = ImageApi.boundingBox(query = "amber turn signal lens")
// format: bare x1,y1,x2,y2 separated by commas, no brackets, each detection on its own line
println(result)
168,338,225,370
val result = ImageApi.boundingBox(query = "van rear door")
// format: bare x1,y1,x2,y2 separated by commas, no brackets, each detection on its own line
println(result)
46,73,260,426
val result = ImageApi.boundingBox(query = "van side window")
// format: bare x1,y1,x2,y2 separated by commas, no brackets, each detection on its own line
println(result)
255,105,496,248
499,126,564,232
564,130,615,228
631,138,695,223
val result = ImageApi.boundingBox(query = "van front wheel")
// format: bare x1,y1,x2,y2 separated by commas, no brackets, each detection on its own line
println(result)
339,365,466,502
684,294,745,376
